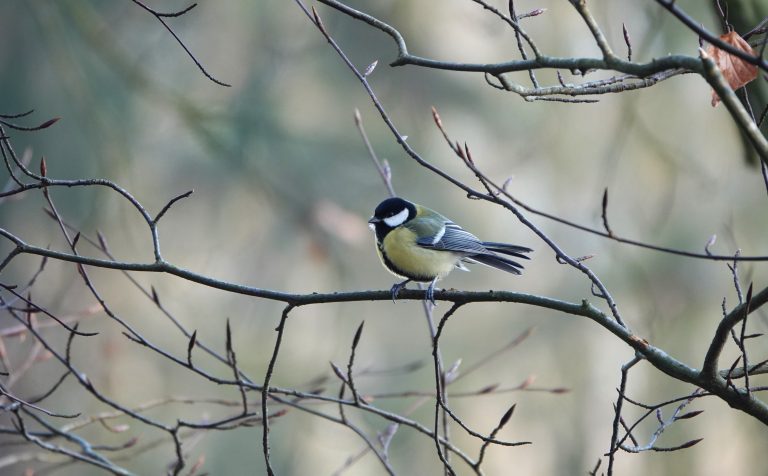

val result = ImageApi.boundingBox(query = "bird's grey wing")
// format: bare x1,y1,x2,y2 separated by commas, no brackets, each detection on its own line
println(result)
415,222,487,255
418,222,528,274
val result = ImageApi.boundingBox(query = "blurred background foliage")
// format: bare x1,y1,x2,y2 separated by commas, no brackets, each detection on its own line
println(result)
1,0,767,474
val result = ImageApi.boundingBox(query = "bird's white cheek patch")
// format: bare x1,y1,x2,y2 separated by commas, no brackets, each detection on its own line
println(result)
383,208,409,227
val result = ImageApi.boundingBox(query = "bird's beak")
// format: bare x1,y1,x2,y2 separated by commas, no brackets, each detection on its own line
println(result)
368,216,380,231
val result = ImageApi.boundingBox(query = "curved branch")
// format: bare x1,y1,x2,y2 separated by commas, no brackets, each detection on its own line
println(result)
0,226,607,308
1,177,164,261
316,0,704,77
129,0,231,87
702,285,768,380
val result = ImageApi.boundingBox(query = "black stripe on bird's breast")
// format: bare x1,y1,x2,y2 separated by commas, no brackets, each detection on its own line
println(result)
373,222,392,243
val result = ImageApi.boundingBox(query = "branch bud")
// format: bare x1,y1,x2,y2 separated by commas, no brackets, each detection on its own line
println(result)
499,404,516,427
363,60,378,77
352,321,364,350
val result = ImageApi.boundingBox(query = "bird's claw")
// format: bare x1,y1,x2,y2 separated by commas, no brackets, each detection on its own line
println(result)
390,279,438,306
426,279,438,306
390,280,410,303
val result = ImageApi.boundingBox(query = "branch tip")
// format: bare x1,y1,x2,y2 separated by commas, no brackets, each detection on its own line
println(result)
311,6,328,35
187,330,197,366
363,60,378,77
601,188,613,236
330,361,346,382
674,410,703,420
622,23,633,61
225,319,233,357
499,403,516,426
352,320,364,349
677,438,704,449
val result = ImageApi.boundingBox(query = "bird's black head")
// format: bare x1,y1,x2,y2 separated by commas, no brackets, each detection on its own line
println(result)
368,197,417,241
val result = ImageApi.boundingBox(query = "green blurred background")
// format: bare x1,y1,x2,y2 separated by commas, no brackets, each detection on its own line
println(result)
1,0,767,474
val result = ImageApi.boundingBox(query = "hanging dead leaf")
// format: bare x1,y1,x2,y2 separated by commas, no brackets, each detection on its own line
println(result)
706,31,758,106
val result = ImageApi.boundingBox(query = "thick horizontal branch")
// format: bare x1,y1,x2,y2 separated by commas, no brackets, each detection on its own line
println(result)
399,37,702,78
316,0,705,77
0,226,686,366
0,228,595,308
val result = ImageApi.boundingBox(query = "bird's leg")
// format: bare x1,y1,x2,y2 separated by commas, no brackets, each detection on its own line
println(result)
390,279,411,302
425,277,439,306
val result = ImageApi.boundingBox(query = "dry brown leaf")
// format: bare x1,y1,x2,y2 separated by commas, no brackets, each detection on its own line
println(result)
706,31,758,106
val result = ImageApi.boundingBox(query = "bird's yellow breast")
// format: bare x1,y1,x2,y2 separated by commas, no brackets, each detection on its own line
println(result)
377,227,460,281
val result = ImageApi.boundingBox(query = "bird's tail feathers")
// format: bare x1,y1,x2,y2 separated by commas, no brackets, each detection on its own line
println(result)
481,242,532,260
470,253,524,275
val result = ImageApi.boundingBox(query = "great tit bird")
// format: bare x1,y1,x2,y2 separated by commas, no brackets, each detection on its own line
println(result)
368,197,532,304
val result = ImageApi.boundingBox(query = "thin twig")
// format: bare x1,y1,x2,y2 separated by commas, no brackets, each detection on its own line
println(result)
129,0,231,87
261,305,294,476
607,355,640,475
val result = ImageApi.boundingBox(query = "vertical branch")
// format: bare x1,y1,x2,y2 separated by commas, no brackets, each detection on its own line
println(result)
622,23,633,61
728,250,744,304
601,188,614,236
225,319,249,415
422,297,453,471
346,321,365,405
607,355,641,475
508,0,540,87
726,252,753,395
355,109,396,197
739,285,753,397
761,160,768,197
262,304,295,476
430,303,464,476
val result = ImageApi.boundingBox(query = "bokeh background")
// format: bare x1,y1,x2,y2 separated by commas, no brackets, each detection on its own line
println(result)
1,0,768,474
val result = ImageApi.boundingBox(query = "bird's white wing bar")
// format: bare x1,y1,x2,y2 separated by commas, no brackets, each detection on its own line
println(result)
431,224,446,245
